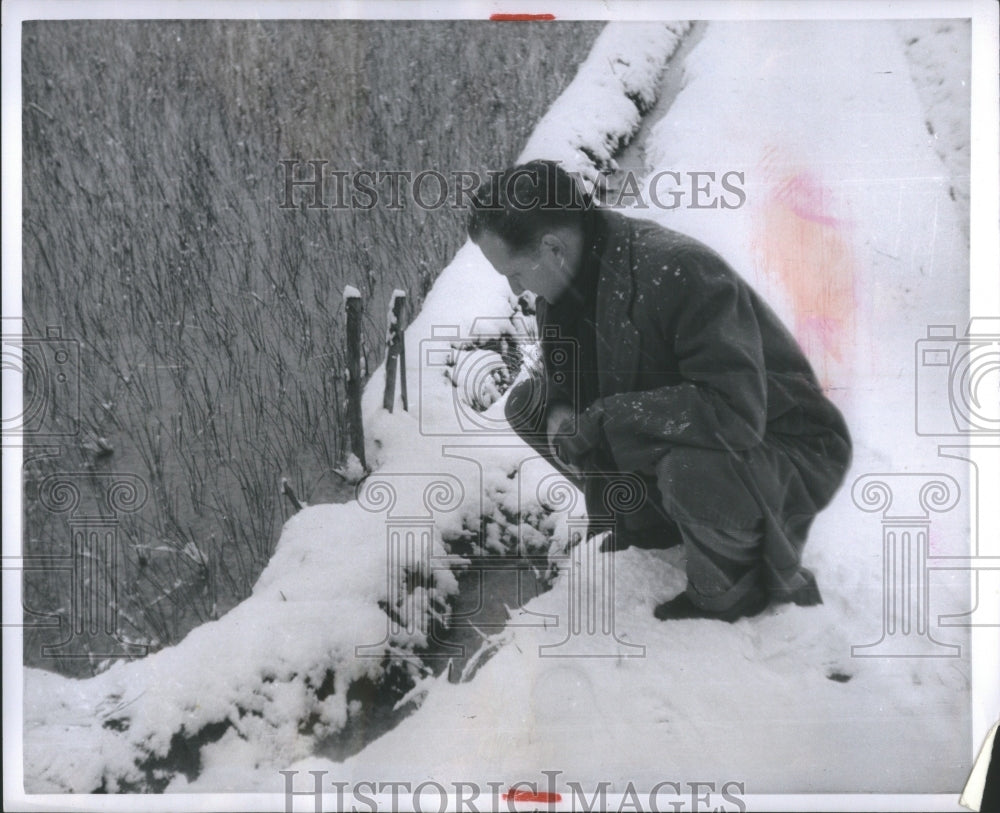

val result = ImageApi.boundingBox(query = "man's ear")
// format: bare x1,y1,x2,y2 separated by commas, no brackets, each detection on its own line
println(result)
540,232,567,263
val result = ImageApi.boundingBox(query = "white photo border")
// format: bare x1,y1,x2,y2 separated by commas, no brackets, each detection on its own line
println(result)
3,1,997,811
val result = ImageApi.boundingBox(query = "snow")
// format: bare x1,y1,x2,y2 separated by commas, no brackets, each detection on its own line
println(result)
286,20,973,796
318,539,966,792
20,15,983,804
446,348,509,412
335,452,368,483
24,501,460,791
519,22,691,180
895,19,971,231
343,284,361,301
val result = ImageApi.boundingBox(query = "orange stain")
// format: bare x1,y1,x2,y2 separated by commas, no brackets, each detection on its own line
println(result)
752,150,857,389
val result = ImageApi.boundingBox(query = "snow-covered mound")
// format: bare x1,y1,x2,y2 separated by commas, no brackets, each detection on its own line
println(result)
23,18,976,799
24,502,458,791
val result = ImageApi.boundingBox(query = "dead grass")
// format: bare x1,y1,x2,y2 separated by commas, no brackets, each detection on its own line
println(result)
21,19,604,675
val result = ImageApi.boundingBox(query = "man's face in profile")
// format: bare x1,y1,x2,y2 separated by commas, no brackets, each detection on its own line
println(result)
475,230,579,303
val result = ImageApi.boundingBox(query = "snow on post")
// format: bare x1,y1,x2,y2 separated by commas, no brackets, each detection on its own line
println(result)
280,477,303,511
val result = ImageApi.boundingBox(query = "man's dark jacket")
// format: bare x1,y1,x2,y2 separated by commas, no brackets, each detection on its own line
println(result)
531,207,852,595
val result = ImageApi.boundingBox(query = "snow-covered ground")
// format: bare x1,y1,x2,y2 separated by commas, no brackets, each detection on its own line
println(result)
308,18,974,796
20,15,987,808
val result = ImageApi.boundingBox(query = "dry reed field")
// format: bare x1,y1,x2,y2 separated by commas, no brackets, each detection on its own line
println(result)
21,19,604,675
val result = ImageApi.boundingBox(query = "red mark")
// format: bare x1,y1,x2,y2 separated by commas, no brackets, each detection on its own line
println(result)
776,172,840,227
490,13,556,21
503,789,562,804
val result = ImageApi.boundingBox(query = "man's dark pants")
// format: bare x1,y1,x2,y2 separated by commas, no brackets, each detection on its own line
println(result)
504,371,850,613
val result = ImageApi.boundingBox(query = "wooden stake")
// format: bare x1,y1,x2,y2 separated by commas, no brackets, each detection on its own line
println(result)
344,286,367,469
383,290,408,412
280,477,303,511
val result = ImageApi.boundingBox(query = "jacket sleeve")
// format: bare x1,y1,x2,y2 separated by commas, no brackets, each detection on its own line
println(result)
595,249,768,473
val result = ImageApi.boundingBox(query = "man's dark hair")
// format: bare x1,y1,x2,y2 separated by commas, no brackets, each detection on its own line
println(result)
467,160,593,252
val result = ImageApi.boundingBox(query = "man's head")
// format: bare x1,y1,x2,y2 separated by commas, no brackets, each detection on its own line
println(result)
467,161,592,302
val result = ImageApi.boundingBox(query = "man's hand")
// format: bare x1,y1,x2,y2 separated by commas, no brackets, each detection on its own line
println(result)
547,401,604,475
546,403,576,446
546,403,580,475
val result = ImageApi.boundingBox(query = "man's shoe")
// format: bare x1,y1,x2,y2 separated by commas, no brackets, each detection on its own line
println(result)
653,588,768,623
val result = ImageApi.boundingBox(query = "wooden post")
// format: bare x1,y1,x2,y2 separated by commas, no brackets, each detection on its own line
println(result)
399,317,408,412
383,289,409,412
280,477,303,511
344,286,367,470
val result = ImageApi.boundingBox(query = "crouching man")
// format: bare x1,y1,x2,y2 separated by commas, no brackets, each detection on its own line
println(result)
468,160,852,622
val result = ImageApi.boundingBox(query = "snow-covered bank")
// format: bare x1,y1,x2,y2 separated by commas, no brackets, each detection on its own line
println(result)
23,502,461,791
519,22,690,179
